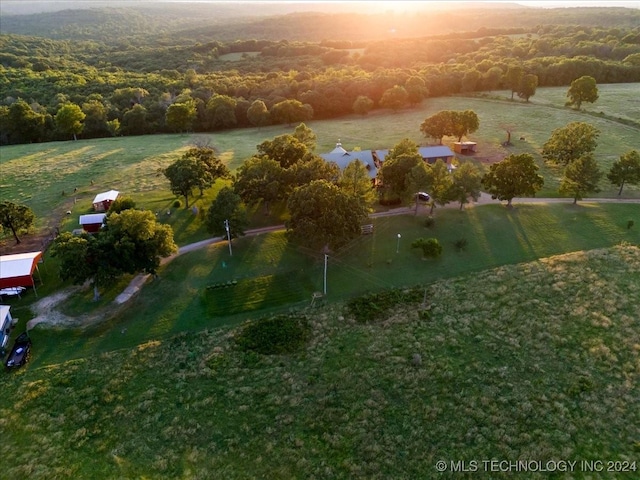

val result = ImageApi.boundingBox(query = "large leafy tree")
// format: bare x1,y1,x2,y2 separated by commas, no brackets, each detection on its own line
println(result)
55,103,85,140
257,134,309,168
559,154,602,203
339,159,376,208
504,65,523,100
0,201,35,244
285,156,341,193
481,153,544,207
541,122,600,166
449,162,482,210
164,157,201,208
286,180,368,251
246,100,270,128
206,94,237,129
6,99,47,144
182,146,230,195
517,74,538,102
121,104,148,136
165,100,197,133
205,187,248,239
51,211,176,300
82,99,109,137
607,150,640,196
420,111,451,145
353,95,374,116
379,85,409,112
566,75,599,110
449,110,479,142
379,139,423,199
233,156,284,214
270,99,313,126
426,159,454,214
293,123,317,151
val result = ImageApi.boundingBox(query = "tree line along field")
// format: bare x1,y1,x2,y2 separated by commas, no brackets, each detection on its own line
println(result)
1,84,638,234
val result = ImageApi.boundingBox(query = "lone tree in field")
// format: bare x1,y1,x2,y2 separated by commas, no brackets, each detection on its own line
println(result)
55,102,85,140
164,156,201,208
482,153,544,207
607,150,640,196
0,201,35,244
379,85,409,112
517,74,538,102
183,146,230,195
420,110,479,144
504,65,523,100
286,180,368,251
542,122,600,166
559,154,602,204
353,95,374,116
566,75,599,110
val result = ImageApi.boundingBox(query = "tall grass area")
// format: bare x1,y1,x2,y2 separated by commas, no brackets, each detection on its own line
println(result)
25,202,640,369
1,84,638,236
1,244,638,479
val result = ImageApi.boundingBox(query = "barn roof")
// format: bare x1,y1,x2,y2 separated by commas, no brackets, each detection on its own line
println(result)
92,190,119,204
418,146,455,158
79,213,107,225
0,251,43,289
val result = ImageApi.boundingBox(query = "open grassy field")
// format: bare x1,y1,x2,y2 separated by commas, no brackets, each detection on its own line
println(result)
1,83,638,238
19,201,640,369
1,244,638,479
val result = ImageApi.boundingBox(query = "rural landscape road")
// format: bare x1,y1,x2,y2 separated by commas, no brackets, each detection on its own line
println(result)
27,193,639,330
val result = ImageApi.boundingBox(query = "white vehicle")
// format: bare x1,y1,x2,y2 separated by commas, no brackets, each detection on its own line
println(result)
0,305,14,351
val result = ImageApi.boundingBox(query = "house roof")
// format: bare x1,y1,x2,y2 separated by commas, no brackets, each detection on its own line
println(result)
320,148,377,179
79,213,107,225
92,190,119,204
418,146,454,158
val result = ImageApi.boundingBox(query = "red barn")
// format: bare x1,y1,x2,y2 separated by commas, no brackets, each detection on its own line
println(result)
92,190,119,212
79,213,106,233
0,251,43,296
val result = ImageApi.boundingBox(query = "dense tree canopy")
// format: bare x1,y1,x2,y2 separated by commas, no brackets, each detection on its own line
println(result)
481,153,544,206
379,139,423,199
449,162,482,210
233,156,284,214
286,180,368,251
541,122,600,166
51,210,176,300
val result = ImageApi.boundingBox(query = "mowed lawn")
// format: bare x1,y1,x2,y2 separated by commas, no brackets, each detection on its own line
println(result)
24,202,640,369
1,244,638,479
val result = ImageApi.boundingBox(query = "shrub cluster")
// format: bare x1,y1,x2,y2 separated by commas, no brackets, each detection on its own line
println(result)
345,287,423,323
235,315,310,355
205,280,238,290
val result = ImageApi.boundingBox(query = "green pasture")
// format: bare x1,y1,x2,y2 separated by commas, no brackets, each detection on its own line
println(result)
1,244,638,479
21,202,640,369
1,83,638,237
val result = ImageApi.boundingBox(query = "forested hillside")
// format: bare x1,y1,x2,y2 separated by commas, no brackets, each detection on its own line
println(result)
1,3,639,145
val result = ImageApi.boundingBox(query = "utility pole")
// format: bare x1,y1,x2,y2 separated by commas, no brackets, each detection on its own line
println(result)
224,219,232,256
323,254,328,295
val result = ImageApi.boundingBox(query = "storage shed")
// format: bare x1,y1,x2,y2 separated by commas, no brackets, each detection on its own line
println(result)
79,213,107,233
92,190,119,212
453,142,477,154
0,251,43,295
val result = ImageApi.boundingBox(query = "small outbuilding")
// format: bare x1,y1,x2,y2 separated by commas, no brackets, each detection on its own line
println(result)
0,251,43,296
453,142,477,154
92,190,119,212
79,213,107,233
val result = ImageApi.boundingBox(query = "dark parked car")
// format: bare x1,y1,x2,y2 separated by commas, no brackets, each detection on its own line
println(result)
5,332,31,369
416,192,431,202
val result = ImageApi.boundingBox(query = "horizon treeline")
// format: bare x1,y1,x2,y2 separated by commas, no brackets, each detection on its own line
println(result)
1,6,639,145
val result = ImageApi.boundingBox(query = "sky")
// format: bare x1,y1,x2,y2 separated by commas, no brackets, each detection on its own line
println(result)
1,0,639,16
